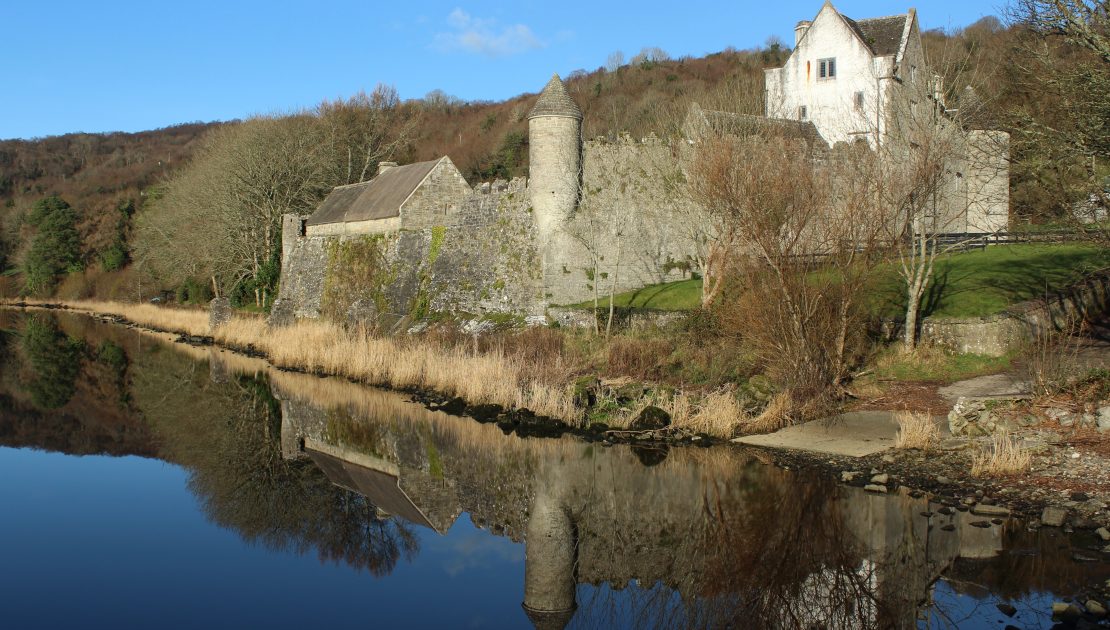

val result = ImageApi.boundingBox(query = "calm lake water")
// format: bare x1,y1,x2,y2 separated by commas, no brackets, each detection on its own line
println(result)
0,311,1108,629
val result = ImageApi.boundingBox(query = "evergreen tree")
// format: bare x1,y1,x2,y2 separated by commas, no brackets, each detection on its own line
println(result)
22,195,82,295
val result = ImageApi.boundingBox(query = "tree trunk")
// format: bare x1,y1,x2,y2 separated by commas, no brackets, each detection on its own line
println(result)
592,259,600,336
701,245,726,308
605,238,623,338
902,294,920,351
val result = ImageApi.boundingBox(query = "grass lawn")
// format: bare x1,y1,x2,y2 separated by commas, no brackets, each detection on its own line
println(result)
571,243,1109,318
568,278,703,310
870,243,1110,319
867,345,1015,383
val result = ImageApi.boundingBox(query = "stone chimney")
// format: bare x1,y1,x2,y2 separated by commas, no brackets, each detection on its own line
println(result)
377,161,398,176
794,20,811,46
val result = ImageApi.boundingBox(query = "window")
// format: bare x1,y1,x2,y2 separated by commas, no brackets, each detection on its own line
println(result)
798,105,808,120
910,65,918,82
854,91,865,111
818,57,836,79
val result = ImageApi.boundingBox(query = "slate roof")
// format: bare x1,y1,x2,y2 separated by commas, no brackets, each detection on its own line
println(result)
842,14,909,56
306,159,440,226
528,73,582,120
692,105,828,148
307,447,442,532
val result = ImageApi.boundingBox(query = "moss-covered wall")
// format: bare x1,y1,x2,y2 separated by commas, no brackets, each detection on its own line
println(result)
274,177,544,327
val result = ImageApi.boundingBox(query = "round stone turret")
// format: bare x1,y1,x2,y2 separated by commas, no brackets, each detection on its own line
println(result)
528,74,582,243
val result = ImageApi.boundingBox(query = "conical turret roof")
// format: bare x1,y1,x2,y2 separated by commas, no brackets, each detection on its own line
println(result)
528,74,582,120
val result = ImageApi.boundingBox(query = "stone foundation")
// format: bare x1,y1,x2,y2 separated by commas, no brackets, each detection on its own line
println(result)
919,268,1110,356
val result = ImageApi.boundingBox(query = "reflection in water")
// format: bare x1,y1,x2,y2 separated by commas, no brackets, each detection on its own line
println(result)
267,360,1104,629
21,315,82,409
0,310,1108,629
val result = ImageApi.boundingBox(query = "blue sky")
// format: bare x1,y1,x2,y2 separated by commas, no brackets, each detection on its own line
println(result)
3,0,1005,140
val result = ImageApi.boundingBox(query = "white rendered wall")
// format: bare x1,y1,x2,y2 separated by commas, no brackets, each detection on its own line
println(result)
306,216,401,237
965,130,1011,233
766,6,909,147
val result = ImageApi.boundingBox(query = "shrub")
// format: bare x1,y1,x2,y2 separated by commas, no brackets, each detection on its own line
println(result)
176,277,213,305
971,433,1033,477
606,336,674,380
894,410,940,450
99,242,128,271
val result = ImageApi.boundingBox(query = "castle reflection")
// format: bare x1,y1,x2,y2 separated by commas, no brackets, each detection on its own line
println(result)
270,363,1027,630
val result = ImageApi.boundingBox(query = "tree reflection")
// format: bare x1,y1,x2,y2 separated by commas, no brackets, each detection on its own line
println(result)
128,346,419,576
692,477,885,629
567,467,891,630
21,315,83,409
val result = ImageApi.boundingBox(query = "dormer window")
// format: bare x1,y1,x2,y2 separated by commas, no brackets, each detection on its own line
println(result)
818,57,836,79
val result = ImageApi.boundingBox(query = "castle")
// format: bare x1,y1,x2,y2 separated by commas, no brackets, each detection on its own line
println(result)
272,3,1010,328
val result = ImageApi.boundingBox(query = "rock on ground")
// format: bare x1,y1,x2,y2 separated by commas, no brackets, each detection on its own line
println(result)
1041,506,1068,527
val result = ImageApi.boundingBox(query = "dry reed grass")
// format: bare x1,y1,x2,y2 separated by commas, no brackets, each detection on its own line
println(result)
585,387,749,438
678,389,747,436
11,299,773,438
893,410,940,450
742,392,794,434
970,432,1033,477
873,344,950,374
37,300,580,422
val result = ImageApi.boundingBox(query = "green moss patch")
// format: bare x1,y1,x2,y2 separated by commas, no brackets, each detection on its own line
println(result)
321,236,393,322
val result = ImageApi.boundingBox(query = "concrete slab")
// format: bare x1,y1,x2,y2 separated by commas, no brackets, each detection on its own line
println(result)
732,411,901,457
938,374,1030,402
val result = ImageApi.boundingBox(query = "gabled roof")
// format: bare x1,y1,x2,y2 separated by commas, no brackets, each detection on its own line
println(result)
305,440,458,534
841,13,911,57
686,103,828,148
307,158,442,226
528,73,582,120
794,3,913,59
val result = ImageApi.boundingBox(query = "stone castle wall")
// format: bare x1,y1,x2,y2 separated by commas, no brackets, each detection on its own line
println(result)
543,135,706,306
399,158,473,230
275,134,709,322
273,178,543,326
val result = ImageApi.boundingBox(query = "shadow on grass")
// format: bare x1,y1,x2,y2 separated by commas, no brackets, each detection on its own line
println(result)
872,245,1110,320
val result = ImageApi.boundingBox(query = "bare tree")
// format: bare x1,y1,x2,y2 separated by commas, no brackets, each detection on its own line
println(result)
317,84,417,184
880,58,1010,350
565,142,645,336
690,134,891,400
136,116,334,304
605,50,625,73
1006,0,1110,234
136,91,416,306
1015,0,1110,62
